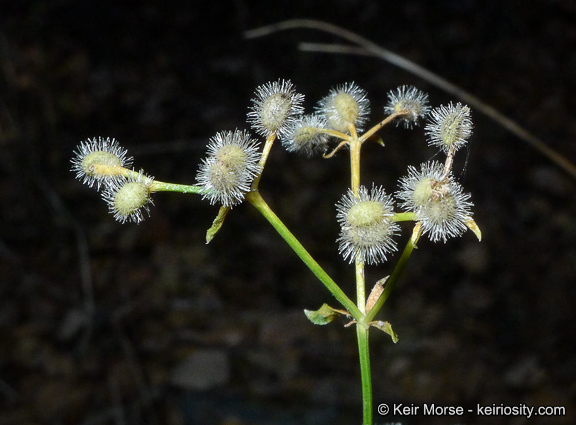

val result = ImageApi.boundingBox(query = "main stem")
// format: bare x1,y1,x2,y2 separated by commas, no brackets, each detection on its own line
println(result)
348,125,373,425
356,324,372,425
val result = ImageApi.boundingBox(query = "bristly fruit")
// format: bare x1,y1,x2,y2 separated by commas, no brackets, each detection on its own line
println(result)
336,185,399,265
196,129,261,207
247,79,305,139
384,85,430,129
425,102,473,153
317,82,370,133
71,137,132,190
397,161,474,242
102,170,154,224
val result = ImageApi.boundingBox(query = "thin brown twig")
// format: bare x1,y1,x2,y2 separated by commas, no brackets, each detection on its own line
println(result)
245,19,576,180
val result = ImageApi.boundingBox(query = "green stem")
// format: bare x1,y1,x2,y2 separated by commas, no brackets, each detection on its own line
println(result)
349,127,361,194
392,211,417,222
150,180,206,194
356,325,373,425
94,166,207,195
358,111,403,143
251,132,277,191
365,222,422,323
246,190,362,320
317,128,352,141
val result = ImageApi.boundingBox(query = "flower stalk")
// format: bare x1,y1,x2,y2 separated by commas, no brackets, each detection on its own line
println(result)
251,132,277,191
365,222,423,323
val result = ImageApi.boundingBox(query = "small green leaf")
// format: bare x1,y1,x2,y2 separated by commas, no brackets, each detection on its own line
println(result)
371,320,399,343
365,134,385,147
206,206,231,244
304,303,339,325
372,135,385,147
465,217,482,241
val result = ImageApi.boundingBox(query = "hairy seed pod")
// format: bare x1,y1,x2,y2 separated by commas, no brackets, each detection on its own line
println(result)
196,129,261,207
336,185,399,265
102,171,154,224
247,79,305,139
384,85,430,129
316,82,370,133
282,114,329,157
71,137,132,190
425,102,473,153
397,161,474,242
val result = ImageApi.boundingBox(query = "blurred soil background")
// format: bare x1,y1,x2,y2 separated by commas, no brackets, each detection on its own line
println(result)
1,1,575,424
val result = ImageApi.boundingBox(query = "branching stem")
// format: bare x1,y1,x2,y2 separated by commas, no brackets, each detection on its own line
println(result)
246,190,362,320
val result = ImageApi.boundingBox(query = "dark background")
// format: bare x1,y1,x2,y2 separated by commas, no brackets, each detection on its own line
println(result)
1,1,575,424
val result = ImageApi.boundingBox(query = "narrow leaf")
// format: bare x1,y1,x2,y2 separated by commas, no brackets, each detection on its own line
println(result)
206,206,231,244
465,217,482,241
